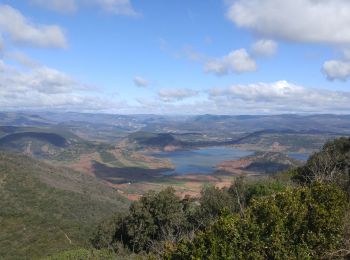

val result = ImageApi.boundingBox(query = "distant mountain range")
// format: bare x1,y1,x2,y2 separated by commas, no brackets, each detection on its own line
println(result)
1,112,350,136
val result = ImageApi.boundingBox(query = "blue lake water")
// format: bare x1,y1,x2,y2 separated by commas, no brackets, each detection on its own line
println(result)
287,153,310,161
150,146,254,175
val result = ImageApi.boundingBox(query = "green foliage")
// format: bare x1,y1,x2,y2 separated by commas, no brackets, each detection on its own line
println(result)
169,183,347,259
90,214,126,250
90,138,350,258
43,247,148,260
293,137,350,192
196,185,237,225
99,150,117,164
43,248,115,260
196,178,288,228
243,179,287,204
93,178,292,256
0,152,129,259
123,187,186,252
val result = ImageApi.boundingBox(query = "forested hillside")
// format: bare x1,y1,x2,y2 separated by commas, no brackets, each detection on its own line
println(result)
2,137,350,259
0,152,129,259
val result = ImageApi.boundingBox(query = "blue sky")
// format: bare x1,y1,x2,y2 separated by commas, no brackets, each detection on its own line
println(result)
0,0,350,114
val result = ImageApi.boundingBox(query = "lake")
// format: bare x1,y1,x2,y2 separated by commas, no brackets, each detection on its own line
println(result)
287,153,310,161
150,146,254,175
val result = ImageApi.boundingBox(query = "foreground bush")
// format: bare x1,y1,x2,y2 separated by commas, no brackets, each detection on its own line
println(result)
168,183,348,259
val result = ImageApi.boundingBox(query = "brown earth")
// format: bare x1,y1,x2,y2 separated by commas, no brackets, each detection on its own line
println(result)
68,152,100,177
216,158,252,174
65,150,256,201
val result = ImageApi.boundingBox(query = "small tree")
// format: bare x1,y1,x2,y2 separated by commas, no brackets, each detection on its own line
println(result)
122,187,186,252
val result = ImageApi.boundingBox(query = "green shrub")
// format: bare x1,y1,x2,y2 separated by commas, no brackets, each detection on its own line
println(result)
43,248,115,260
168,183,347,259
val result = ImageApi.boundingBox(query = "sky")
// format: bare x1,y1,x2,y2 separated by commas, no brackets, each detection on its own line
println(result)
1,0,350,115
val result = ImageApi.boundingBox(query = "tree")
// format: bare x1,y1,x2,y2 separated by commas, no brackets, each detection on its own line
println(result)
293,137,350,193
120,187,187,253
168,183,347,259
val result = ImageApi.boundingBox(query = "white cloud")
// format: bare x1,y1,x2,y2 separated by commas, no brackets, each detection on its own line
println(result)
96,0,138,16
158,88,199,102
251,39,278,57
133,76,150,87
343,49,350,60
30,0,138,16
0,64,85,94
22,67,83,94
0,60,6,72
0,59,121,111
322,60,350,81
135,80,350,114
208,80,350,113
204,49,257,75
227,0,350,45
5,51,39,67
0,4,67,48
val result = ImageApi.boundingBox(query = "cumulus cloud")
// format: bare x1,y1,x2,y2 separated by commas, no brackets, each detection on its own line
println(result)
5,51,39,67
22,67,84,94
135,81,350,114
204,49,257,75
0,59,120,111
133,76,150,87
30,0,138,16
251,39,278,57
0,63,86,94
227,0,350,45
0,4,67,48
158,88,199,102
208,80,350,113
322,60,350,81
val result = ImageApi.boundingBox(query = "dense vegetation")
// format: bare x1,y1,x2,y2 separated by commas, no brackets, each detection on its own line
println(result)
0,152,129,259
87,137,350,259
2,137,350,259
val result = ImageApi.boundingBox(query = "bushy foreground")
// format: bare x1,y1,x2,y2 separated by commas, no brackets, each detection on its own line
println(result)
87,138,350,259
169,184,347,259
88,183,347,259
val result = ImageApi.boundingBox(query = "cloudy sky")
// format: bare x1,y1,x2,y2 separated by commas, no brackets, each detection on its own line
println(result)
1,0,350,114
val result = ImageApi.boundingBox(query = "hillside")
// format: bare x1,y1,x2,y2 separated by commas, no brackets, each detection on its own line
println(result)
217,151,302,174
0,132,68,147
0,126,114,163
128,131,184,151
0,112,53,127
243,151,302,173
0,152,129,259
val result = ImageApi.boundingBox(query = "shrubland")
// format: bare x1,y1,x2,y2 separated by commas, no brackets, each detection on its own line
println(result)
3,137,350,259
88,137,350,259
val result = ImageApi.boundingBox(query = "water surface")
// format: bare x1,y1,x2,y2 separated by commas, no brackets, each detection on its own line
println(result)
287,153,310,161
150,146,254,175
